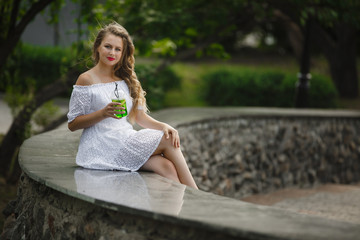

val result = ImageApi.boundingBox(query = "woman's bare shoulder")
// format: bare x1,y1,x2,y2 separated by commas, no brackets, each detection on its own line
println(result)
75,71,95,86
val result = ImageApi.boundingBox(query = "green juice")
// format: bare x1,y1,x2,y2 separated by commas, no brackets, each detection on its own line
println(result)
112,99,128,118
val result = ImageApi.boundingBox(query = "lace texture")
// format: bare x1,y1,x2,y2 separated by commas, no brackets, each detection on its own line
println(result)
67,86,91,123
67,81,163,171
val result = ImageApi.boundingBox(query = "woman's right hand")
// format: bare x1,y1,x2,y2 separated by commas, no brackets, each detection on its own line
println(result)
103,102,125,119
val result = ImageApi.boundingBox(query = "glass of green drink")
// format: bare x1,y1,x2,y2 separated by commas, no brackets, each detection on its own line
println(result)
112,98,127,118
112,82,128,118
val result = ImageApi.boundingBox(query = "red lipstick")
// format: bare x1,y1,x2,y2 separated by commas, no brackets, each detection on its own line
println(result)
107,57,115,61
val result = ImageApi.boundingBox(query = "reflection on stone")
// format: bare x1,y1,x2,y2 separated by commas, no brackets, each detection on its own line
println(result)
141,174,185,215
74,168,185,216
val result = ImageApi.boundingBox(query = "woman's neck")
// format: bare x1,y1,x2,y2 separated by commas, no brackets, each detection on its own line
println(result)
93,63,116,80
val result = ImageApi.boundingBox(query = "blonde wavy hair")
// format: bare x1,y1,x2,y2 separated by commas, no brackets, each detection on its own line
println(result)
92,22,148,124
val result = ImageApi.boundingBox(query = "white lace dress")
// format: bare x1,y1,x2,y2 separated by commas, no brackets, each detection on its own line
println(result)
67,81,164,171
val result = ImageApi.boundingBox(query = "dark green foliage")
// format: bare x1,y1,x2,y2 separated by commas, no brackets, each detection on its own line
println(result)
307,74,339,108
203,68,339,108
1,43,74,93
136,64,181,110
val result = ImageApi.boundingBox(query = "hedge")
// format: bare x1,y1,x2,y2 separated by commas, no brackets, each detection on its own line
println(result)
136,64,181,110
202,68,339,108
0,44,74,92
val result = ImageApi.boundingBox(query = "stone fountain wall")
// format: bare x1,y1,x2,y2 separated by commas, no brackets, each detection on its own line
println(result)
3,174,237,240
3,112,360,240
179,116,360,198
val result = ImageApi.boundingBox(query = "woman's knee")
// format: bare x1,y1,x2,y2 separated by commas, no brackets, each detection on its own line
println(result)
159,159,177,175
158,134,176,152
156,159,178,182
144,155,180,183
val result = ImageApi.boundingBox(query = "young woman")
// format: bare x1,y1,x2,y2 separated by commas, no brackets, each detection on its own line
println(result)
67,22,198,189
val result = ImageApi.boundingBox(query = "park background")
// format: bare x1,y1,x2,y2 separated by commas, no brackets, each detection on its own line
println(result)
0,0,359,230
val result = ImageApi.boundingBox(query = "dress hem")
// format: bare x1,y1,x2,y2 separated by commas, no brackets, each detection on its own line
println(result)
132,131,164,171
75,130,164,172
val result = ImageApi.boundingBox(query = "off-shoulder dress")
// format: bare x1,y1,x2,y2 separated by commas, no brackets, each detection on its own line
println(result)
67,80,164,171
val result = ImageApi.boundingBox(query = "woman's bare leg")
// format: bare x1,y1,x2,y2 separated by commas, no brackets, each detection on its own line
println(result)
153,136,198,189
140,154,180,183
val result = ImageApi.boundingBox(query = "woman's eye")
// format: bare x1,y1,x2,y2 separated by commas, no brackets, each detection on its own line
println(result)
105,46,111,49
116,48,121,52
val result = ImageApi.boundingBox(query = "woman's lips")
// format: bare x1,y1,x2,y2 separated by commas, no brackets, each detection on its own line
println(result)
107,57,115,61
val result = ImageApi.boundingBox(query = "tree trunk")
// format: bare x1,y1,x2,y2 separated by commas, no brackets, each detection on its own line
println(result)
273,9,303,63
295,20,311,108
0,69,79,179
54,21,60,46
328,52,358,98
37,113,68,134
0,0,55,70
329,36,358,98
313,22,359,98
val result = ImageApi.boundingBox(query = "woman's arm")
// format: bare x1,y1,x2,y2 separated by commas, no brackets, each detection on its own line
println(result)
68,110,104,131
68,102,125,131
135,110,180,148
68,73,125,131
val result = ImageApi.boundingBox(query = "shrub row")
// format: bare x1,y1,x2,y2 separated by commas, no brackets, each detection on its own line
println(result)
202,68,339,108
136,64,181,110
0,43,74,92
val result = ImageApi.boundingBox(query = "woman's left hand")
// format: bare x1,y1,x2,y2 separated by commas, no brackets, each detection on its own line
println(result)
162,124,180,148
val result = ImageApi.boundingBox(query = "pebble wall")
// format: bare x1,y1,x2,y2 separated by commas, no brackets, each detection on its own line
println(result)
179,116,360,198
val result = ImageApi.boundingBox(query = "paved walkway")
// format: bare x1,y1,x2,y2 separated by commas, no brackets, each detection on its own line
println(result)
242,184,360,224
1,96,360,225
0,94,69,134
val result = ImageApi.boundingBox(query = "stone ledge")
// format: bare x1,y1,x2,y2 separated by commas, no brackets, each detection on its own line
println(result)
149,107,360,128
16,107,360,239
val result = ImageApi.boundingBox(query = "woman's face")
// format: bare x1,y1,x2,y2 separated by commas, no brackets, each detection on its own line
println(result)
97,33,124,66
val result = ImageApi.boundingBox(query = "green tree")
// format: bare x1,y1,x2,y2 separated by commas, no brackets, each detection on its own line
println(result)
0,0,57,70
267,0,360,98
89,0,262,69
0,0,83,182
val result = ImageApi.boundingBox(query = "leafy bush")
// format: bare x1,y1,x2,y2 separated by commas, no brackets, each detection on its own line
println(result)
203,68,339,108
136,64,181,110
307,74,339,108
32,101,61,128
0,43,74,93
